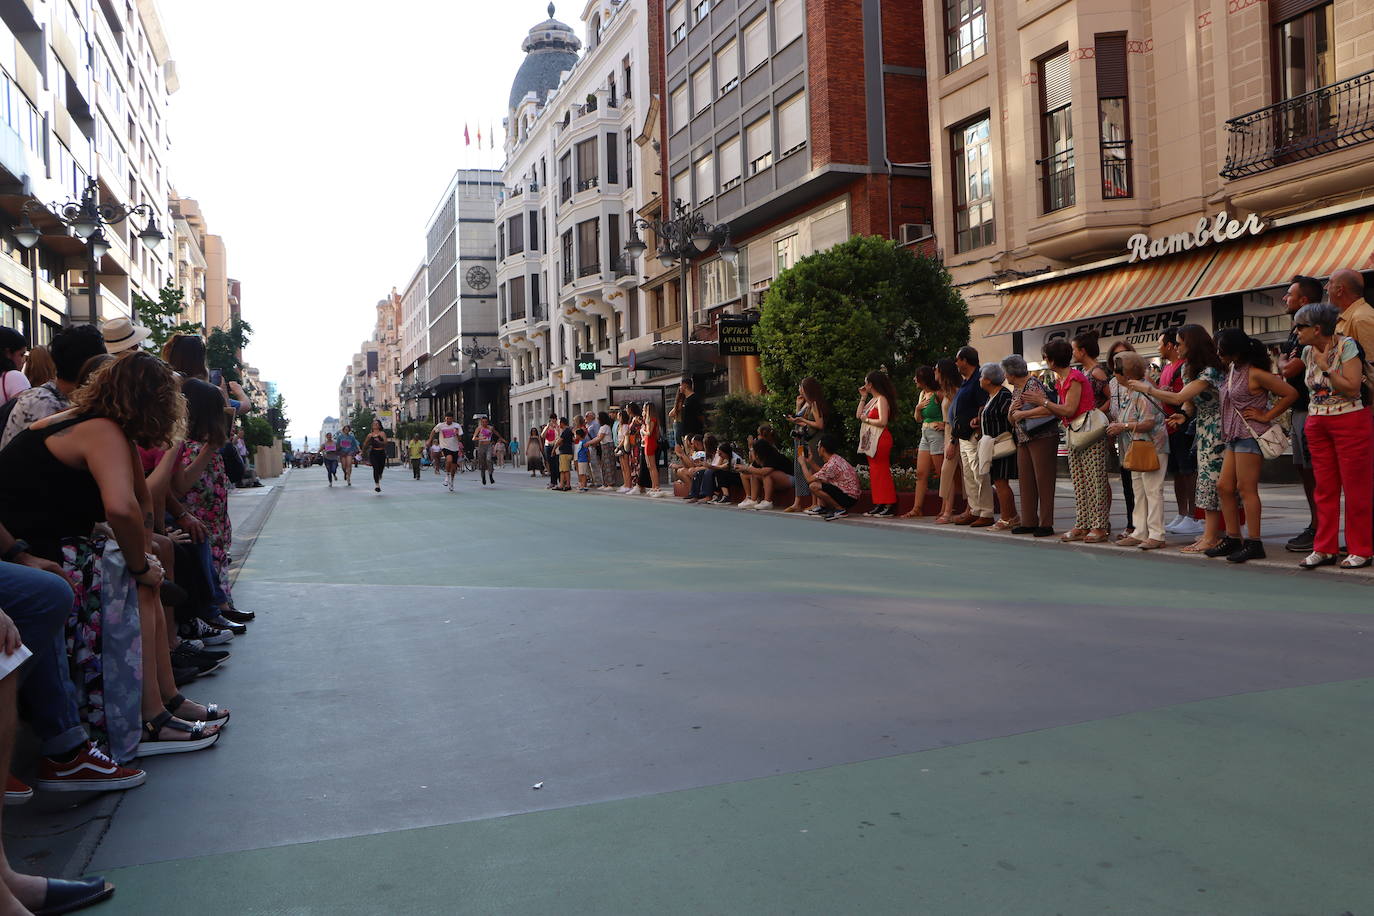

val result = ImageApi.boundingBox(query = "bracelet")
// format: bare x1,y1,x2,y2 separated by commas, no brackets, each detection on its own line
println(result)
127,561,150,577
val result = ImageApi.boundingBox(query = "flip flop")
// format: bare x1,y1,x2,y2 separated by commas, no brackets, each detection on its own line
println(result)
34,876,115,916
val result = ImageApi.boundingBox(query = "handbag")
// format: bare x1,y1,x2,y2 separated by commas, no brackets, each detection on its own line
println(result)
1232,406,1289,460
976,431,1015,477
1066,408,1108,450
857,421,879,458
1120,392,1161,472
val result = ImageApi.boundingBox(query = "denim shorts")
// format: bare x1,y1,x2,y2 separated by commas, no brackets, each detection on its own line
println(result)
1229,436,1262,455
919,425,945,453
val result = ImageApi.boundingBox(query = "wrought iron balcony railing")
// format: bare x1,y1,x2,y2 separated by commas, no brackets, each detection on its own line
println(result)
1221,69,1374,179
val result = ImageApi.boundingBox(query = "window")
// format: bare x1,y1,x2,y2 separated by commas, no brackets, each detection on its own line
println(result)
746,115,773,174
951,115,994,252
743,14,769,73
626,129,635,188
695,153,715,202
531,274,543,319
1037,49,1075,212
944,0,986,72
559,152,572,202
561,230,574,284
700,257,741,308
608,214,621,274
774,0,803,50
693,0,711,24
716,39,739,95
508,214,525,255
530,212,539,251
1095,35,1132,199
777,91,806,156
672,169,690,205
1272,2,1336,146
498,226,506,261
692,65,712,115
622,56,633,99
577,219,601,275
671,83,688,133
775,235,798,274
606,132,619,184
575,138,598,190
509,275,526,320
719,134,742,189
668,2,686,46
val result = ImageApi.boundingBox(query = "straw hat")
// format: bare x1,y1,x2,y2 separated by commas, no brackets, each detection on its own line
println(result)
101,317,151,353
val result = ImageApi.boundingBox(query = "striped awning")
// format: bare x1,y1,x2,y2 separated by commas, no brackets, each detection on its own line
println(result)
987,208,1374,336
987,248,1214,336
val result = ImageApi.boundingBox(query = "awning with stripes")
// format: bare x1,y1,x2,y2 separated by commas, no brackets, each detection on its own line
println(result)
987,208,1374,336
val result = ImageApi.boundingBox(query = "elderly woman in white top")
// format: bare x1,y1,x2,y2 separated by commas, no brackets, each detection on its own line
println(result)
1108,351,1170,549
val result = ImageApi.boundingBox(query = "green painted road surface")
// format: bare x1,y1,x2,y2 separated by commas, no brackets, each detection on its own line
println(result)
90,470,1374,915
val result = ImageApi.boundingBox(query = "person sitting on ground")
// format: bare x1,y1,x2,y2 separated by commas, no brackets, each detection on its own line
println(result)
738,425,794,511
801,436,861,520
1,325,107,449
673,434,708,495
700,442,744,503
684,436,723,502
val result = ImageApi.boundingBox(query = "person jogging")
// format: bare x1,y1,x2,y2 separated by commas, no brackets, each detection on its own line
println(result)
362,419,388,492
322,432,340,486
336,425,360,486
427,414,464,492
473,416,505,486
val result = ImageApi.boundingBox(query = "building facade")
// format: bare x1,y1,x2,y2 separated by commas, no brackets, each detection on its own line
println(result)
923,0,1374,363
398,261,429,424
499,0,654,437
338,292,403,428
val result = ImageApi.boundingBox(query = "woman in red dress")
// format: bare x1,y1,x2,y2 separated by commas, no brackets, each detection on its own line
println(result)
857,370,898,516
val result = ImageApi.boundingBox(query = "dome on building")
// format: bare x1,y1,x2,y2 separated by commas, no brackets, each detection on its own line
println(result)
508,3,582,113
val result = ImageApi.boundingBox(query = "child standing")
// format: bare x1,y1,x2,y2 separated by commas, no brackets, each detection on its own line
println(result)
575,428,592,491
557,419,575,491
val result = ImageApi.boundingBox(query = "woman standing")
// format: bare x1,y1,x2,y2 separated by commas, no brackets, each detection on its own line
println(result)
23,345,55,387
857,370,898,517
900,366,944,518
1109,352,1169,549
1293,302,1372,568
1005,355,1058,536
786,378,831,513
526,428,546,477
619,405,643,494
322,433,339,486
977,363,1019,529
1105,339,1137,539
336,425,360,486
641,401,664,497
473,416,501,486
1128,325,1227,553
1206,328,1296,563
592,411,616,490
1024,338,1110,543
362,420,388,492
933,358,964,524
541,414,560,490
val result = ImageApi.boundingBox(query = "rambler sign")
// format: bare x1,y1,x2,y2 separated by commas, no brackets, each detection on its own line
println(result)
1125,211,1266,263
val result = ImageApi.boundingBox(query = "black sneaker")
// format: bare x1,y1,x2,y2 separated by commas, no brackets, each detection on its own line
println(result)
1204,536,1243,558
172,643,230,668
173,665,201,687
1033,527,1055,537
1285,526,1316,553
1226,538,1267,563
825,508,848,521
220,608,255,623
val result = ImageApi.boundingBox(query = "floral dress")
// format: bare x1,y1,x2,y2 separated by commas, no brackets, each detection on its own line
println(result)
1186,366,1225,511
182,441,234,603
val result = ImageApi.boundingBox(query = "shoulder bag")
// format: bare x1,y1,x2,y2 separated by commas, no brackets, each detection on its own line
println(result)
1121,394,1160,472
1232,405,1289,460
1066,408,1108,450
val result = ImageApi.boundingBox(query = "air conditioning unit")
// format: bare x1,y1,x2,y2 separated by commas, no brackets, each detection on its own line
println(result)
900,223,933,244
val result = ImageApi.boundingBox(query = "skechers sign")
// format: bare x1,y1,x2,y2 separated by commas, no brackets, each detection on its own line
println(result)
1125,211,1266,263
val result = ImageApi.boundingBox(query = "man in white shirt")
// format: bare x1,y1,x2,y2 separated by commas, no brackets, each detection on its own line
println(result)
427,415,464,491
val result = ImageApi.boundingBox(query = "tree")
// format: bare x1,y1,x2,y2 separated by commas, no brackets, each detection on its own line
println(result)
399,420,435,442
755,235,969,459
347,405,375,438
242,415,275,450
206,318,254,385
267,393,289,438
710,391,769,450
135,284,203,350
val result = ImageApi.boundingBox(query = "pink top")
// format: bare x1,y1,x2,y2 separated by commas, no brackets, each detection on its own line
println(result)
1056,368,1093,426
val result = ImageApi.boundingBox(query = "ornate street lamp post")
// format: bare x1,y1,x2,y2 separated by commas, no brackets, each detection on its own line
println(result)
622,199,736,380
450,337,506,424
14,177,165,327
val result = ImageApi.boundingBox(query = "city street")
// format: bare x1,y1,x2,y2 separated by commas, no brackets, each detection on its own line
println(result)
83,467,1374,915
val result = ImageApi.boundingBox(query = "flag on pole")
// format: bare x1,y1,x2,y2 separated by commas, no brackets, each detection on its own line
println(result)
489,123,495,149
476,125,482,147
464,124,470,146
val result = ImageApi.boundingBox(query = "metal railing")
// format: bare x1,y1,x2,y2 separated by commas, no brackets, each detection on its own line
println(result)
1036,150,1076,212
611,256,634,278
577,262,602,278
1221,70,1374,179
562,268,573,286
1100,141,1132,199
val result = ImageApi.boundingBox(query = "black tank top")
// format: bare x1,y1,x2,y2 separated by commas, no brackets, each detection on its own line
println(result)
0,416,106,561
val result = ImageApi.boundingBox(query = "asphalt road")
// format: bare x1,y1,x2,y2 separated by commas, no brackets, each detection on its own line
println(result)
87,466,1374,915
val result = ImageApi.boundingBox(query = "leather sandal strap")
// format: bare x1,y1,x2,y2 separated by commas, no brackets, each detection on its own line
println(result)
163,693,186,713
142,709,173,737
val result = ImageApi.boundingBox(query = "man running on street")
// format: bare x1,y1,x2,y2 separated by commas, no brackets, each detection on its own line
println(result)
336,425,360,486
427,415,464,492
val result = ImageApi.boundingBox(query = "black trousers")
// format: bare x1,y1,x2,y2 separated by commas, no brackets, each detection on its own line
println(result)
410,458,422,479
370,449,386,485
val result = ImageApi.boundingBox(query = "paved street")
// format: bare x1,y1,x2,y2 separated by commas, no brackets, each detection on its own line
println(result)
89,466,1374,915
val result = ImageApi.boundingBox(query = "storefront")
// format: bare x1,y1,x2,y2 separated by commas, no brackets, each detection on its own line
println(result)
991,204,1374,362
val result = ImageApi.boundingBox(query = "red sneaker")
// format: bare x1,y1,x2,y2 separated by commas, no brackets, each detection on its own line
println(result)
34,742,147,792
5,774,32,806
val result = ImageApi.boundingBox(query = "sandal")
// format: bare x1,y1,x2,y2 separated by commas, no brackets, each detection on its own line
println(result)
33,876,115,916
1060,528,1087,542
933,515,952,525
991,518,1015,531
1180,539,1216,554
1083,530,1110,543
1340,555,1371,569
783,504,804,513
136,710,220,758
164,693,230,726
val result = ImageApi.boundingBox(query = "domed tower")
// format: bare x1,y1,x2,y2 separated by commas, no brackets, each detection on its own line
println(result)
508,3,582,115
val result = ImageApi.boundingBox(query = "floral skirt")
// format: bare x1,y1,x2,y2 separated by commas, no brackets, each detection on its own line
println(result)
1194,422,1224,511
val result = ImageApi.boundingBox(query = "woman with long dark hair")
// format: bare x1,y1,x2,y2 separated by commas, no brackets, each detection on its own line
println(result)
785,377,831,512
640,401,664,496
857,369,898,517
901,365,944,518
0,326,30,404
932,358,963,523
363,419,388,492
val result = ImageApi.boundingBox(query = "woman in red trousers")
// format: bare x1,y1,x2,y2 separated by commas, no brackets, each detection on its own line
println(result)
1294,303,1373,569
857,370,898,517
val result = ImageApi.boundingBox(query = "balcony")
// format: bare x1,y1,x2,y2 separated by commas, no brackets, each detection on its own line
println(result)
1036,150,1076,213
1221,70,1374,179
577,262,602,279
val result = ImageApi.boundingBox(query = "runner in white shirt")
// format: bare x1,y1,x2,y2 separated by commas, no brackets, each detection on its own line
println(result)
427,415,464,491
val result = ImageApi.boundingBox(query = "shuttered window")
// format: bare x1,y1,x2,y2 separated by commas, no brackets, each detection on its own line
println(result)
746,115,773,174
670,84,688,133
668,2,686,46
777,91,806,156
695,153,715,201
1095,34,1132,199
717,39,739,95
774,0,803,50
743,14,769,73
692,64,712,115
719,134,742,188
1038,48,1075,212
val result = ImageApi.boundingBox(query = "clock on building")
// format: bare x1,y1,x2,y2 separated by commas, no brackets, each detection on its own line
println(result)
465,266,491,290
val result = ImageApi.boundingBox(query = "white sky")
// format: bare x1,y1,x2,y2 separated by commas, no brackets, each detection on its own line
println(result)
158,1,544,446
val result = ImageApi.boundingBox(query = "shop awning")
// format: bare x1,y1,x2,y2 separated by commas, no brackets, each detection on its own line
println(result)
987,249,1215,336
1190,208,1374,299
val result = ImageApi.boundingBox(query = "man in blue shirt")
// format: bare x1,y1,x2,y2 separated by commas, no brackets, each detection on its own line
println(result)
947,346,993,526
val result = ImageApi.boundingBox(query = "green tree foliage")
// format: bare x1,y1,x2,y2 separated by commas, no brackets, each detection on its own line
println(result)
267,393,289,438
242,415,275,450
755,235,970,458
709,391,769,450
134,284,203,350
206,318,254,384
398,420,436,442
347,405,375,438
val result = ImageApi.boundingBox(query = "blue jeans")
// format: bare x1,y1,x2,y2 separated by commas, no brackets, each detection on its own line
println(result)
0,561,86,756
196,538,229,609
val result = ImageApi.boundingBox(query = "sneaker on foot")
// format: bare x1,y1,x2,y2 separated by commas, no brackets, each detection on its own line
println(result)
754,500,774,511
738,499,757,509
824,508,848,520
1285,525,1316,553
34,742,146,792
5,774,32,806
1164,514,1186,533
1177,517,1205,536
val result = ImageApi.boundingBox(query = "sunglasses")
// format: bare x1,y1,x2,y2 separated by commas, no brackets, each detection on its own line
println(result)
1293,322,1312,330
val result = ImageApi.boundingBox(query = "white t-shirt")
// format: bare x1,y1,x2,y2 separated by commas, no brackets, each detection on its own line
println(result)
0,370,30,405
432,422,464,452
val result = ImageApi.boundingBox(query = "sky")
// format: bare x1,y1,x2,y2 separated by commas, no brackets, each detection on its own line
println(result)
157,1,547,446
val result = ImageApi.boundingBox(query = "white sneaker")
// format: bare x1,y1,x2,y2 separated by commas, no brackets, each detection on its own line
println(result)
1177,516,1204,535
738,499,757,509
1164,514,1185,533
647,490,664,498
754,500,773,511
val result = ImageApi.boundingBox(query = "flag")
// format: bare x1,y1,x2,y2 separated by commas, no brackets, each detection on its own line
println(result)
464,124,470,146
476,125,482,146
489,123,495,149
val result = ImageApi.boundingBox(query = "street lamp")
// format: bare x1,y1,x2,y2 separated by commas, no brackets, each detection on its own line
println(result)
623,199,735,380
16,177,165,326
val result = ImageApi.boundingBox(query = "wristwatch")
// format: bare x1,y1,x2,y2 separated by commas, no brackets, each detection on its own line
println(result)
0,539,29,563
